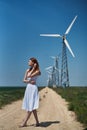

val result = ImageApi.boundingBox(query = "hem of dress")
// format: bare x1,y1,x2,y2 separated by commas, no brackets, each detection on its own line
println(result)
22,107,39,112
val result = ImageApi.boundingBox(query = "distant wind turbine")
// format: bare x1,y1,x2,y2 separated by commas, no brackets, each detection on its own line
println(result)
40,16,77,57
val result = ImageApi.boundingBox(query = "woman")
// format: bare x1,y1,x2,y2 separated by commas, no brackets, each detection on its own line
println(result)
20,57,41,127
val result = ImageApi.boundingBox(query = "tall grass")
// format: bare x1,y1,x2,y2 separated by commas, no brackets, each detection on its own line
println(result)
0,87,25,108
52,87,87,128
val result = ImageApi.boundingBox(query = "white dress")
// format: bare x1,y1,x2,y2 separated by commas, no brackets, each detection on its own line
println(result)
22,76,39,112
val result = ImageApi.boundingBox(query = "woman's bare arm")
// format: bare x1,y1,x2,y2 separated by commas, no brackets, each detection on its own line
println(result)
23,69,29,83
30,70,41,77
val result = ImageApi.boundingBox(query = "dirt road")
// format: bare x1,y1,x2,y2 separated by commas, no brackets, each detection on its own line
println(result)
0,87,84,130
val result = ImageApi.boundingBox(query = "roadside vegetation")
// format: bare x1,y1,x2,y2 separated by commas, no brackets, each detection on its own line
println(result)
52,87,87,128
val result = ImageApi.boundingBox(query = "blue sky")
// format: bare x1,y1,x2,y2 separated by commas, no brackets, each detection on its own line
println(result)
0,0,87,86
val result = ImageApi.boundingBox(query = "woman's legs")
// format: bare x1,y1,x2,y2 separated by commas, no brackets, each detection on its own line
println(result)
20,111,32,127
33,109,39,125
20,110,39,127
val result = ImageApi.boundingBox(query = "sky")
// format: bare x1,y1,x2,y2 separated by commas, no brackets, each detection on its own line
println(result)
0,0,87,87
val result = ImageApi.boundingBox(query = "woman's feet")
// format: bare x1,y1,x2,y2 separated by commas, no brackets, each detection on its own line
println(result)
19,123,40,127
19,122,27,128
35,121,40,127
36,123,40,127
19,124,27,128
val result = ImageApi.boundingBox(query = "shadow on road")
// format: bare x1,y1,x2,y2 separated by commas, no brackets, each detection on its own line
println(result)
83,128,87,130
39,120,60,127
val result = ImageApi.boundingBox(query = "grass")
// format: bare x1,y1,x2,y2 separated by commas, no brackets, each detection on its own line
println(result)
0,87,25,109
0,87,43,109
52,87,87,128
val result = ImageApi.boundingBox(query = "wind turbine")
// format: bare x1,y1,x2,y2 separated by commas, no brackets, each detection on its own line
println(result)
46,69,53,87
51,55,60,86
46,73,51,87
40,16,77,57
45,66,59,74
45,66,56,87
40,16,77,87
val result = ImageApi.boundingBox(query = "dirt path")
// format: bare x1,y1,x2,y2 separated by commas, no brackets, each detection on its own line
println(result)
0,87,84,130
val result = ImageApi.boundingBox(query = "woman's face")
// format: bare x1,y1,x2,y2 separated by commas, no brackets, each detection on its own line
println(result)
28,60,34,67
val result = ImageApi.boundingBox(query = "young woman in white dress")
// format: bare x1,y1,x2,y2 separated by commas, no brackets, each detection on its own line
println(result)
20,57,41,127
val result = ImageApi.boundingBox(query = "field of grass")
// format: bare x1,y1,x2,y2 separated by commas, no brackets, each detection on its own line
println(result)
52,87,87,128
0,87,43,109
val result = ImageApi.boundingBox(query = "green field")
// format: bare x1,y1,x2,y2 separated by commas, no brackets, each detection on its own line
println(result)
52,87,87,128
0,87,25,109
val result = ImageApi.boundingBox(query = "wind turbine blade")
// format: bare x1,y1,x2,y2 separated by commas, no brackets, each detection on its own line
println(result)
40,34,61,37
46,70,52,74
51,56,56,59
45,66,53,70
65,15,77,35
64,39,75,57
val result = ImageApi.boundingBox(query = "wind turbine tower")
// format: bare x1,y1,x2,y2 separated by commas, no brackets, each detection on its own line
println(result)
46,66,56,87
51,56,60,86
47,74,51,87
61,36,69,87
40,16,77,87
51,66,56,87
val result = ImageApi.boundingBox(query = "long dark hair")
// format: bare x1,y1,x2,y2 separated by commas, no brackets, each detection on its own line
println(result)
29,57,41,74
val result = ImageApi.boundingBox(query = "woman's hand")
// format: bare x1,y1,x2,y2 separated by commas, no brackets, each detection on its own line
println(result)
33,63,37,68
29,80,36,84
32,63,37,71
23,79,30,83
23,79,36,84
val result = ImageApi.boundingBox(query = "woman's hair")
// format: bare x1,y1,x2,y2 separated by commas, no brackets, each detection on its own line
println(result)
29,57,41,74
